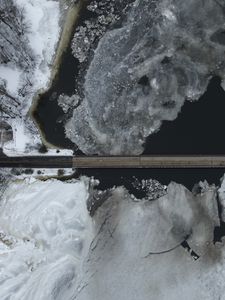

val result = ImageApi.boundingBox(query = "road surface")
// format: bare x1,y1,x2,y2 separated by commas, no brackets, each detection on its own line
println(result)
0,155,225,168
72,155,225,168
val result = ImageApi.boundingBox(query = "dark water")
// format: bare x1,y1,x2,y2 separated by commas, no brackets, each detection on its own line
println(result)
34,64,225,155
32,48,78,150
33,0,225,156
144,77,225,154
33,1,136,151
32,4,225,196
76,167,225,244
32,6,96,152
75,168,225,197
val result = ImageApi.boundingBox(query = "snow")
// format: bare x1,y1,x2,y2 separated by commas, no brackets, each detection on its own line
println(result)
14,168,74,179
0,175,225,299
4,145,73,157
7,119,31,152
16,0,60,90
31,168,74,177
0,177,93,300
0,0,60,98
3,118,73,156
0,0,62,156
0,66,21,95
75,181,225,300
218,174,225,222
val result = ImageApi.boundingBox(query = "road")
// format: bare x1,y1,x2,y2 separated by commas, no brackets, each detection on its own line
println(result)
72,155,225,168
0,156,73,168
0,155,225,168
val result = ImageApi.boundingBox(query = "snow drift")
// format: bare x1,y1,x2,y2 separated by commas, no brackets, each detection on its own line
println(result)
0,175,225,299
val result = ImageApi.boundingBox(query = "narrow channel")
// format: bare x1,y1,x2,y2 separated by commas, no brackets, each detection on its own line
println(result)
32,0,93,152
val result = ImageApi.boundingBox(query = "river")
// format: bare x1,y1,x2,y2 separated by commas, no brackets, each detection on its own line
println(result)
32,1,225,193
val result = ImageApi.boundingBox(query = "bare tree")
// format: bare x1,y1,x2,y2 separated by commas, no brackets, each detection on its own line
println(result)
0,79,20,118
0,0,35,69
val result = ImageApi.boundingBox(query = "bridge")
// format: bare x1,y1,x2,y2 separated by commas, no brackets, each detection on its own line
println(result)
1,155,225,168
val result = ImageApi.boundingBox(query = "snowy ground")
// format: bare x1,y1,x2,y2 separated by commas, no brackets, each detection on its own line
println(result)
0,0,73,156
12,167,75,179
0,175,225,299
0,177,94,300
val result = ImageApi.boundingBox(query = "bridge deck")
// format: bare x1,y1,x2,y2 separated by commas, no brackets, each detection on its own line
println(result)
72,156,225,168
0,155,225,168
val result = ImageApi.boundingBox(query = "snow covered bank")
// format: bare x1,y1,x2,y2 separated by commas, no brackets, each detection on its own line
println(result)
0,66,22,95
3,117,73,156
16,0,60,91
0,177,93,300
12,167,74,179
0,175,225,299
0,0,71,155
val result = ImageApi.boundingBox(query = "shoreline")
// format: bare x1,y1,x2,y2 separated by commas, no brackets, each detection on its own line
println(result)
29,0,85,149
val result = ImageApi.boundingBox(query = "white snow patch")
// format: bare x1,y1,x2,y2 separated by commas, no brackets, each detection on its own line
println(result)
218,174,225,222
3,118,73,156
150,77,159,90
1,0,62,155
14,168,74,179
162,9,177,22
8,119,31,152
0,176,225,299
0,178,93,300
0,66,21,94
16,0,60,90
74,182,224,300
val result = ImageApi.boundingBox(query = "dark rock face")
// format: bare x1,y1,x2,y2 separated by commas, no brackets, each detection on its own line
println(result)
66,0,225,155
